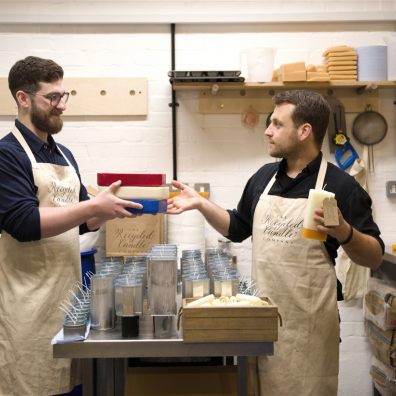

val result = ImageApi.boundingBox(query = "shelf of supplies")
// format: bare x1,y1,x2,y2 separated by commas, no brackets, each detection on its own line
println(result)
171,81,396,92
171,81,396,114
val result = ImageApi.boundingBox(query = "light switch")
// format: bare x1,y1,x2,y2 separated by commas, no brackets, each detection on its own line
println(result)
386,181,396,198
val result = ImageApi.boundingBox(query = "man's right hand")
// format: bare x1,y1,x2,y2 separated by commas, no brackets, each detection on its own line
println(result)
167,180,204,214
93,180,143,220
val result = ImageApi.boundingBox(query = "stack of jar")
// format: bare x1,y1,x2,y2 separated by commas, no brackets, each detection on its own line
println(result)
90,255,147,338
181,249,210,298
148,244,178,337
206,247,239,297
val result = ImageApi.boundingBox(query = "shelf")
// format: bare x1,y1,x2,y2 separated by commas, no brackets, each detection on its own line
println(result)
172,81,396,91
171,81,396,114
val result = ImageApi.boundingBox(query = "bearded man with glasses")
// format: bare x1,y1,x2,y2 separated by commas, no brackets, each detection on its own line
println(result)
0,56,142,396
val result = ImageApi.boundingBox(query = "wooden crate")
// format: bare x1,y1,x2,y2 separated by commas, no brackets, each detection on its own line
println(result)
181,297,278,343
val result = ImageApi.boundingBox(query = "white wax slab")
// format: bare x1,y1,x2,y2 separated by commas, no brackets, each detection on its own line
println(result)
98,186,169,200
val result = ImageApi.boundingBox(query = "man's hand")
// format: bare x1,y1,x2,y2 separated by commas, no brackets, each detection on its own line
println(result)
313,207,383,270
314,207,351,242
167,180,204,214
92,180,143,220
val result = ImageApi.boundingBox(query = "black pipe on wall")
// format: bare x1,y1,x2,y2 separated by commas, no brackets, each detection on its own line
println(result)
170,23,178,181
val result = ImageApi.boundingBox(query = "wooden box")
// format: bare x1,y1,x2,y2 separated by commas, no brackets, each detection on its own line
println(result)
181,297,278,343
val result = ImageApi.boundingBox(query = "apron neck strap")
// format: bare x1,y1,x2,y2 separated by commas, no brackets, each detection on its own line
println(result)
12,126,36,164
315,156,328,190
11,125,73,167
263,156,328,196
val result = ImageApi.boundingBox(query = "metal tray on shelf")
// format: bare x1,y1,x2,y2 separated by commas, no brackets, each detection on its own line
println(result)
168,70,244,83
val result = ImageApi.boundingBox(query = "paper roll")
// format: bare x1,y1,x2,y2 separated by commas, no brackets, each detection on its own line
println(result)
166,210,206,256
357,45,387,81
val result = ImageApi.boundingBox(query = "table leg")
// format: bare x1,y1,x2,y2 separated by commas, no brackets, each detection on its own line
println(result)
81,358,94,396
94,358,126,396
96,358,115,396
114,358,127,396
237,356,248,396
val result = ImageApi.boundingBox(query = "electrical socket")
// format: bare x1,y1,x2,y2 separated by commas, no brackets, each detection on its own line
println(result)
386,181,396,198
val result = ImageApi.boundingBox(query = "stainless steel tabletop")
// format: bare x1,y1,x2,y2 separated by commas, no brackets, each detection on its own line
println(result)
53,314,274,359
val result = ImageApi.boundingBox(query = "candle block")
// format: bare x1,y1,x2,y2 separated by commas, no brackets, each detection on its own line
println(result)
302,189,335,241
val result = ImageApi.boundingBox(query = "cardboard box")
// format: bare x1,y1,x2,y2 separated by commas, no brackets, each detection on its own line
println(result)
125,366,238,396
181,297,278,343
365,277,396,330
105,214,165,256
366,319,396,368
370,356,396,396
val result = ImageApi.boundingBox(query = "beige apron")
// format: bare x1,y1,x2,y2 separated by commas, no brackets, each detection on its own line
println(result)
251,158,339,396
0,127,81,396
336,158,369,301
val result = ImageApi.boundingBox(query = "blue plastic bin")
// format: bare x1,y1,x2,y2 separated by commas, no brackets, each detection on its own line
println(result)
80,248,97,288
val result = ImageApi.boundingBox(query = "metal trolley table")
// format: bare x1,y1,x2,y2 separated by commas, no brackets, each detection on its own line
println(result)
53,323,274,396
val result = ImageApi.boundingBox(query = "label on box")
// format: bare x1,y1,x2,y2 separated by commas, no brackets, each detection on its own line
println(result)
106,214,164,255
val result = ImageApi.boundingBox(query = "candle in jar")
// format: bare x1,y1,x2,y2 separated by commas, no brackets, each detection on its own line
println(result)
302,189,335,241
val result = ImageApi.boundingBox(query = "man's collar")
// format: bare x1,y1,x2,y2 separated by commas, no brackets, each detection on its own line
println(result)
15,119,58,153
276,152,323,178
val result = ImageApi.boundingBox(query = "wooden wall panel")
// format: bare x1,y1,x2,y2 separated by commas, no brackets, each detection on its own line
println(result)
0,77,148,116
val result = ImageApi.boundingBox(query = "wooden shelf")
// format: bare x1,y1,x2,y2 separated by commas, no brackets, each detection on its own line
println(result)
171,80,395,114
172,80,396,92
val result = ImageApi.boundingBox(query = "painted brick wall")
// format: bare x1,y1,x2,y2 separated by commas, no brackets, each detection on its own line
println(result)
0,3,395,395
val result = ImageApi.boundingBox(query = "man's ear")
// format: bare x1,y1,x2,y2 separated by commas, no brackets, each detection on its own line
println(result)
15,90,31,109
298,123,313,142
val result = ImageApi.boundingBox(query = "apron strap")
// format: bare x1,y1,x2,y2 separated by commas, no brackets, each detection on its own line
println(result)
12,126,36,164
263,156,328,196
11,125,73,167
315,156,328,190
263,172,277,195
56,146,73,167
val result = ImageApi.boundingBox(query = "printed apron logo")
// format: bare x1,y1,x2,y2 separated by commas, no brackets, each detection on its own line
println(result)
260,213,303,244
48,180,77,205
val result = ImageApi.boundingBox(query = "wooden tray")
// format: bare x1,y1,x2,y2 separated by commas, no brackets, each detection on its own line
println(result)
180,297,279,343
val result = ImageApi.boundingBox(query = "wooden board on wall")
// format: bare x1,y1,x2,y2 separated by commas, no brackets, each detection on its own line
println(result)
0,78,17,116
0,77,148,116
65,77,148,116
105,214,165,256
199,87,379,114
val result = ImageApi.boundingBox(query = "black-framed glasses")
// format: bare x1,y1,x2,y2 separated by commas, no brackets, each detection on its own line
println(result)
29,91,70,107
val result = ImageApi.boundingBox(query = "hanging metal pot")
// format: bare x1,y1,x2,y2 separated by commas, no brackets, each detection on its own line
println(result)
352,105,388,173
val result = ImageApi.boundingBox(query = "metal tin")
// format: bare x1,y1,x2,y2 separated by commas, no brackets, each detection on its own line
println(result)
90,274,115,330
114,278,143,317
182,277,210,298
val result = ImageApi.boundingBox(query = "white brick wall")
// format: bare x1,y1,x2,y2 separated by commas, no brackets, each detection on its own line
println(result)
0,1,395,22
0,3,395,394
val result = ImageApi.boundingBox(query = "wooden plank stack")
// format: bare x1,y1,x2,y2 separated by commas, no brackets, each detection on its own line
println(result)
323,45,357,81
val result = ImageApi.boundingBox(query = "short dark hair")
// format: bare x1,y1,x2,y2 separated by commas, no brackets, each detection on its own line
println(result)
273,90,330,148
8,56,64,101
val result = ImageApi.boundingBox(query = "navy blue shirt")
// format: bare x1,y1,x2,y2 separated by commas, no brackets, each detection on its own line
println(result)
0,120,90,241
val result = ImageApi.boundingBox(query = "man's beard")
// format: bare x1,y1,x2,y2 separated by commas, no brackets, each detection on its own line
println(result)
30,101,63,135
